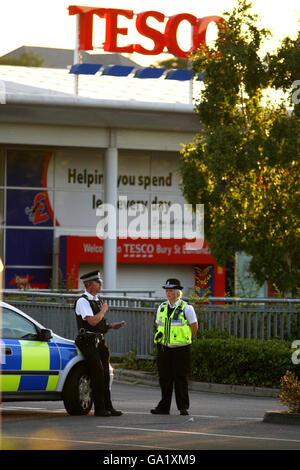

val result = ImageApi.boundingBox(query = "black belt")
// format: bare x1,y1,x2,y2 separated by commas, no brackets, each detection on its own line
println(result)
79,328,103,336
160,344,189,351
77,329,104,345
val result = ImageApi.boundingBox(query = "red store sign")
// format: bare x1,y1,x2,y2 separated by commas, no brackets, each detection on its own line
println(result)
69,5,224,58
60,236,225,295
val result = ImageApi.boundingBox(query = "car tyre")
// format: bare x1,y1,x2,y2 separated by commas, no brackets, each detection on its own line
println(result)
63,363,93,415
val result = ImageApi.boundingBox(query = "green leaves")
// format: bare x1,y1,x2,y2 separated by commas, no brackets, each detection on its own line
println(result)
179,0,300,295
191,338,297,387
268,32,300,92
279,371,300,413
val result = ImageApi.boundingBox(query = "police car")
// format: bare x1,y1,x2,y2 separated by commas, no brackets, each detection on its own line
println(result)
0,301,113,415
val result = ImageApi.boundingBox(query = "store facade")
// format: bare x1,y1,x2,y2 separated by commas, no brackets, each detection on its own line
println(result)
0,89,225,297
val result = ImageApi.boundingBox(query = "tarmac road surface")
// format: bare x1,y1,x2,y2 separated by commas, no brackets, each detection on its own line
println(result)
1,380,300,456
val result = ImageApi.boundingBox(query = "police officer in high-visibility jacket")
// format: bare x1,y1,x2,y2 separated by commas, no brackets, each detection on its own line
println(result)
151,279,198,416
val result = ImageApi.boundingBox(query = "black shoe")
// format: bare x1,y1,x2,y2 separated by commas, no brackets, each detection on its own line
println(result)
150,408,169,415
180,410,189,416
109,408,123,416
94,409,111,417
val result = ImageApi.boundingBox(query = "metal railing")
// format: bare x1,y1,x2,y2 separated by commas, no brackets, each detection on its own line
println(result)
195,297,300,341
1,290,157,307
1,290,300,359
1,290,159,359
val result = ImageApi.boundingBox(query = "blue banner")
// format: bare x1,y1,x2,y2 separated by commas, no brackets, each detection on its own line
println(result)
5,229,53,266
6,189,53,227
5,267,53,289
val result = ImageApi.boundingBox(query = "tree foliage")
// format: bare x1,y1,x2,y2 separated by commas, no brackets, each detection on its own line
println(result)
179,0,300,296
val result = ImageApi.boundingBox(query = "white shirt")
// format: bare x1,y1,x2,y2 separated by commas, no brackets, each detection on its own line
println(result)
75,291,99,319
155,299,197,325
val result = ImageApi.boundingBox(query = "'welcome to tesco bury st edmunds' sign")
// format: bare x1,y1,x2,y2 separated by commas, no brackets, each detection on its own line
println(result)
69,5,224,58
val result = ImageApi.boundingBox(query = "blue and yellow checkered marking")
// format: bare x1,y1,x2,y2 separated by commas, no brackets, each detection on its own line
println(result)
1,339,79,392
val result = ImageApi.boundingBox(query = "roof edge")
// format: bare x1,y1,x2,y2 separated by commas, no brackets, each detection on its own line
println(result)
4,93,196,114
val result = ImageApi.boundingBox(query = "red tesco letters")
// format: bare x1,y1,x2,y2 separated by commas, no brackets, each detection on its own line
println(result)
68,5,224,58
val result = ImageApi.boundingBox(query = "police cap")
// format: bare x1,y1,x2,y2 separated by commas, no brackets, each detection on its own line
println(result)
80,270,103,283
162,278,183,290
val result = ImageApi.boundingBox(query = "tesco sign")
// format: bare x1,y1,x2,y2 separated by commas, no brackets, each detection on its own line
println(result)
69,5,224,58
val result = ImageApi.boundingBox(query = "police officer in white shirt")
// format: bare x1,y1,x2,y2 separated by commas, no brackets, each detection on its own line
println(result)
75,270,125,417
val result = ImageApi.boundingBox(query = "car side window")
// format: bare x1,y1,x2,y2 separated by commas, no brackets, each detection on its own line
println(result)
0,307,39,340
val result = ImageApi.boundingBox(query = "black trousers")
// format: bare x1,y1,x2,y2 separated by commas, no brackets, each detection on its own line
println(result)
156,344,191,412
76,337,113,412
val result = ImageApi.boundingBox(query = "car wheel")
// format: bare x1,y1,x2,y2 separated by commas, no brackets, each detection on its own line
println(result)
63,364,93,415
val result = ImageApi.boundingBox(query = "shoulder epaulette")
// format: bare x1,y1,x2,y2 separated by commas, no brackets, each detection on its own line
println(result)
159,301,167,312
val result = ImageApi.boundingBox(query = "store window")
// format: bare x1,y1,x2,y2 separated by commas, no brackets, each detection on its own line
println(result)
0,150,5,263
4,149,54,289
6,149,53,188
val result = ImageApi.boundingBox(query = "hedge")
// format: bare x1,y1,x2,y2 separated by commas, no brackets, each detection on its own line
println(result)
190,337,299,388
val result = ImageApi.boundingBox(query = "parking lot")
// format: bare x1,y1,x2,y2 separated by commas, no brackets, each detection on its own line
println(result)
2,381,300,456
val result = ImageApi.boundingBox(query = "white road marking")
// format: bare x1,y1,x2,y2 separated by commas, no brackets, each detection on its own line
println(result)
96,425,300,444
124,411,261,420
2,406,66,413
3,435,174,450
1,407,262,420
2,406,45,411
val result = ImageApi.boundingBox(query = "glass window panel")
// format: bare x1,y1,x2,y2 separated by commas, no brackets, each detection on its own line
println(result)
54,190,104,228
1,307,38,340
54,150,104,191
6,189,54,227
5,267,53,290
0,149,5,186
6,150,52,188
150,153,180,193
118,154,151,192
5,229,53,266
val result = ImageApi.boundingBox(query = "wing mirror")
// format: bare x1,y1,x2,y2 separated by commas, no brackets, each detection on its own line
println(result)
39,328,52,341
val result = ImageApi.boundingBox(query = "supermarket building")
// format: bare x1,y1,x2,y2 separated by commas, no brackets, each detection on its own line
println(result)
0,64,226,297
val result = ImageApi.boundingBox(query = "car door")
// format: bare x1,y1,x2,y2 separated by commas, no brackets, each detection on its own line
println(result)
0,307,61,393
